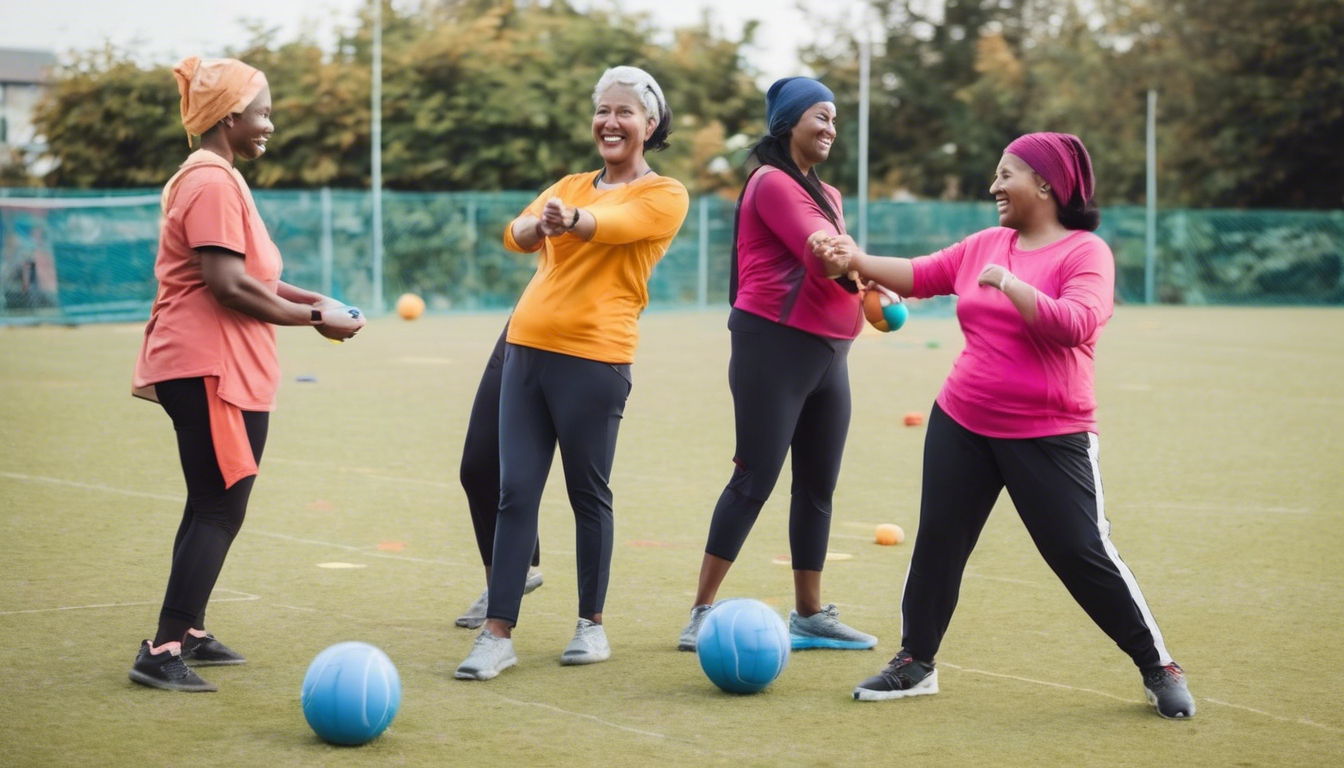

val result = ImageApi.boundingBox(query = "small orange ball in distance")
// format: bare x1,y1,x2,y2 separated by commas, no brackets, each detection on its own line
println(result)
903,411,925,427
396,293,425,320
875,523,904,546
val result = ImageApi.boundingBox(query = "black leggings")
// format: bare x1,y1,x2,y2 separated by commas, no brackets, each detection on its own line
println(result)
704,309,853,571
901,403,1172,669
154,378,268,646
459,324,540,569
488,344,631,625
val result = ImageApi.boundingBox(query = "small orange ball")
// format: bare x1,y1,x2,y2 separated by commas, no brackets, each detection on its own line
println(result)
903,411,925,427
396,293,425,320
875,523,905,546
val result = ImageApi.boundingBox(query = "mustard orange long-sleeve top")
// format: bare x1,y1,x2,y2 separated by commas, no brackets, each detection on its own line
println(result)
504,170,689,364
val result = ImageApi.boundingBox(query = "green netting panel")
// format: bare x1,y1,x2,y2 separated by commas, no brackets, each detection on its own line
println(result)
3,191,1341,325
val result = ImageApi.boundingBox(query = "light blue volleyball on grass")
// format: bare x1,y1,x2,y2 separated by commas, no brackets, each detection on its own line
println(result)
301,642,401,745
696,598,791,694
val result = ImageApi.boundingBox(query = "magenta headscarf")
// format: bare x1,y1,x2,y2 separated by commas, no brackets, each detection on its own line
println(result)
1004,132,1095,208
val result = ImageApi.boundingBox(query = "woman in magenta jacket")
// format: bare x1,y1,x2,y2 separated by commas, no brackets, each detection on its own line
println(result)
677,77,878,654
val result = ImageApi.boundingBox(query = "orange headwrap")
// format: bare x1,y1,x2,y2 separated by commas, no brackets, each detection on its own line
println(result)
172,57,268,145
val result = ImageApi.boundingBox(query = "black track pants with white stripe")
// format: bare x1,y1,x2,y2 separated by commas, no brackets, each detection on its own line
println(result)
900,403,1172,669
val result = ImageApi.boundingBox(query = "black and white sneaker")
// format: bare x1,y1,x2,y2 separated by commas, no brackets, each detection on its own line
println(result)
1142,663,1196,719
181,632,246,666
853,651,938,701
128,641,218,692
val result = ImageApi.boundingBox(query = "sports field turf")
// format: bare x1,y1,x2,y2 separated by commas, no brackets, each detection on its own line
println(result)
1,306,1341,766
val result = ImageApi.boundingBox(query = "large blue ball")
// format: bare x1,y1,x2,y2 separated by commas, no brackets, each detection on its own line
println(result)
696,599,790,694
301,642,401,745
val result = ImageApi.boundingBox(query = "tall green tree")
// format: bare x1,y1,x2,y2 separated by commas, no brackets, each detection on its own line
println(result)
26,0,763,193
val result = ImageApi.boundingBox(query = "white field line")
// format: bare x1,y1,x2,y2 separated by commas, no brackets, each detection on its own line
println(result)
482,691,698,746
1202,698,1343,733
943,663,1343,733
0,588,259,616
1122,501,1311,515
1,471,179,502
1,471,471,568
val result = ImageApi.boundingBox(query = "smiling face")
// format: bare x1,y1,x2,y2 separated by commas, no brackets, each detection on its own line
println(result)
990,152,1052,230
224,86,273,162
592,85,654,168
787,101,837,171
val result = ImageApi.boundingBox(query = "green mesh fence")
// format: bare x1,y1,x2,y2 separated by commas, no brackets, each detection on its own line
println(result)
2,189,1341,324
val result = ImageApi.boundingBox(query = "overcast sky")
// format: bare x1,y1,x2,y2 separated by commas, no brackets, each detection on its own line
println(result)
0,0,864,85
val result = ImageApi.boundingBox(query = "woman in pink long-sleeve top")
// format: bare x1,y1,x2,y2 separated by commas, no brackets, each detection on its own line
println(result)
676,77,879,654
818,132,1195,720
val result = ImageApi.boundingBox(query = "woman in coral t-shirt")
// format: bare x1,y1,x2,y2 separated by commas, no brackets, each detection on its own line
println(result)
127,57,364,693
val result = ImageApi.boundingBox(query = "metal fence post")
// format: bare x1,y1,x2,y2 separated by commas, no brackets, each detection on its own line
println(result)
320,187,333,298
697,196,709,308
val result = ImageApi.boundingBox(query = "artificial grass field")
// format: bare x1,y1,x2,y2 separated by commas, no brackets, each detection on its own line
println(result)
1,306,1341,767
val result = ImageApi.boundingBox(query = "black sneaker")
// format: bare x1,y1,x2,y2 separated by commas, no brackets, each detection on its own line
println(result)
853,651,939,701
1142,662,1196,719
181,632,246,666
129,641,218,692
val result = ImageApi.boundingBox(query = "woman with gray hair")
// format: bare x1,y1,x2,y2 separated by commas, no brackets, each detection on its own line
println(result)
455,66,689,681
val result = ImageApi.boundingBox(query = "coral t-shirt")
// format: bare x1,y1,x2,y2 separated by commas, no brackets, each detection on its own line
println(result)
133,151,282,411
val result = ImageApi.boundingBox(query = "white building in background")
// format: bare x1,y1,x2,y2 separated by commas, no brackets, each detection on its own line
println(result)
0,48,58,171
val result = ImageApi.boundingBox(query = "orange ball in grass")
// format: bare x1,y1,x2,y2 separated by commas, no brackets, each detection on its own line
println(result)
903,411,925,427
396,293,425,320
875,524,905,546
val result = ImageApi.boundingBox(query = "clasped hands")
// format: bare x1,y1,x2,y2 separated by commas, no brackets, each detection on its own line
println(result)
807,231,861,280
538,197,578,238
312,296,365,341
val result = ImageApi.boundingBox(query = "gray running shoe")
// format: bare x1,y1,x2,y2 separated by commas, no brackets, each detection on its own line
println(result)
455,568,544,629
1142,663,1196,719
853,651,939,701
455,588,489,629
128,641,218,692
454,629,517,680
789,604,878,650
560,618,611,666
676,604,713,652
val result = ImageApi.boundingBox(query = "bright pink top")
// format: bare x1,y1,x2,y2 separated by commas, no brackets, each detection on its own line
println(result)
732,168,862,339
133,150,283,411
910,227,1114,438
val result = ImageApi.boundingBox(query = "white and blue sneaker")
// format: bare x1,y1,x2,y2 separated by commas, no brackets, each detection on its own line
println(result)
789,604,878,650
560,618,611,666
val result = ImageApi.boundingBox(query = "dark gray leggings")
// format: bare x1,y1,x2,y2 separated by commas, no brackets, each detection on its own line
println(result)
487,344,631,625
704,309,852,571
459,323,540,569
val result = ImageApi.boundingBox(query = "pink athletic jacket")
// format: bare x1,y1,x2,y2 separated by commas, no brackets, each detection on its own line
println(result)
732,168,862,340
910,227,1114,438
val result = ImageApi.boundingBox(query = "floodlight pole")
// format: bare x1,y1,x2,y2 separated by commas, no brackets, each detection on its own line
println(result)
857,15,871,250
371,0,385,314
1144,89,1157,305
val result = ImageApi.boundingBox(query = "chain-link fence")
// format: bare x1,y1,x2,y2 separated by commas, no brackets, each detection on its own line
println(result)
2,189,1341,323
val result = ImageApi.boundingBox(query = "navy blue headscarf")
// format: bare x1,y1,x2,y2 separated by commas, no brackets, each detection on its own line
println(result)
766,77,835,139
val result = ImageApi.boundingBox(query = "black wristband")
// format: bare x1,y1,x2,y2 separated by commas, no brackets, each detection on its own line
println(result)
311,309,323,325
568,208,580,229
